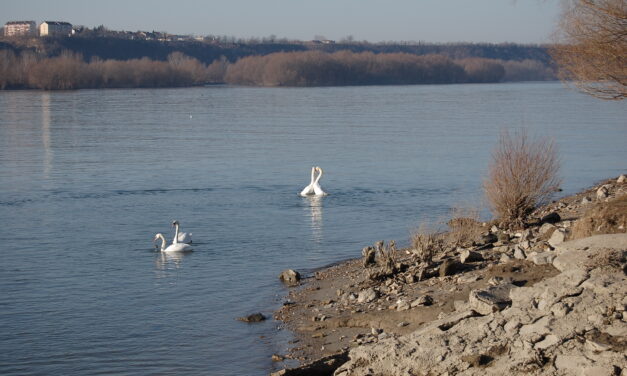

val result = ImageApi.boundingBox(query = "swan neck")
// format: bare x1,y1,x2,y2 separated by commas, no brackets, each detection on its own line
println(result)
157,234,166,251
173,223,180,244
314,168,322,183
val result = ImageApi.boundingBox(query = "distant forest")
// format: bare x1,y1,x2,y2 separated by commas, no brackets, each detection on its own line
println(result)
0,35,557,89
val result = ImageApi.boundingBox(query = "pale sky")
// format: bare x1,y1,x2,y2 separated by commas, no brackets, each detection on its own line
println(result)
1,0,562,44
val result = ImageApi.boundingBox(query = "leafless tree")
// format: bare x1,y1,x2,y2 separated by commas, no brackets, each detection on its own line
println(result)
551,0,626,100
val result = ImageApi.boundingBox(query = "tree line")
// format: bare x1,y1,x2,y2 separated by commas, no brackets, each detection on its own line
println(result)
0,50,226,90
0,48,554,90
224,51,554,86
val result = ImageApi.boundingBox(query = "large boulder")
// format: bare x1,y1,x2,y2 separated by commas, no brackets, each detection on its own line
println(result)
468,283,516,315
459,249,483,264
278,269,301,286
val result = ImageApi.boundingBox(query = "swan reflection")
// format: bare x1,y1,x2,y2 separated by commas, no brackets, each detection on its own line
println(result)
154,248,190,271
305,195,324,243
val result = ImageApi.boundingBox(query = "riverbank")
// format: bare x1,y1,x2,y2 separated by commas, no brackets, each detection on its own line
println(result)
272,176,627,375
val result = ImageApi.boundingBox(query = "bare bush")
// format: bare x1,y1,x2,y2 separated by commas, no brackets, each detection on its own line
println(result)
446,207,484,247
483,130,561,229
410,224,446,265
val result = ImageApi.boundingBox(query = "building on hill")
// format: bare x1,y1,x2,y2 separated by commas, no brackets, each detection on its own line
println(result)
39,21,72,36
4,21,37,36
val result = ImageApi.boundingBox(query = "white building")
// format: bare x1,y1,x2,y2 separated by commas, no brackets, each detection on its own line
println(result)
39,21,72,36
4,21,37,36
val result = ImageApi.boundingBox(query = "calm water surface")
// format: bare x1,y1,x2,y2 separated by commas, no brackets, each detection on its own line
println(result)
0,83,625,375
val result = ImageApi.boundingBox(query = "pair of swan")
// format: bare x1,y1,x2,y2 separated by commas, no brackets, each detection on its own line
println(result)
153,220,193,253
300,166,327,197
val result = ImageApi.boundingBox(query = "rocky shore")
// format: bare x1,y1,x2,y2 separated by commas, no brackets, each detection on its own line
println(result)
271,176,626,375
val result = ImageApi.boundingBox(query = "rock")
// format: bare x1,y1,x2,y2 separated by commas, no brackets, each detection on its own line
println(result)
454,300,469,311
535,334,560,350
481,233,498,244
397,321,409,327
271,352,349,376
457,274,480,284
529,251,556,265
357,288,378,303
459,249,482,264
278,269,301,285
596,186,608,199
499,253,512,263
513,247,526,260
461,353,494,367
581,196,592,205
468,283,516,315
487,276,512,286
237,312,266,323
548,229,566,247
410,295,433,307
439,259,458,277
540,211,561,224
493,245,510,253
618,174,626,183
271,354,284,362
335,234,627,376
585,339,612,352
504,319,521,334
396,299,410,311
538,223,556,237
497,232,510,243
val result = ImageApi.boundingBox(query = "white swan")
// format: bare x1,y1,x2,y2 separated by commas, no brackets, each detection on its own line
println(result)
172,220,192,244
312,166,327,196
299,166,317,197
154,233,193,253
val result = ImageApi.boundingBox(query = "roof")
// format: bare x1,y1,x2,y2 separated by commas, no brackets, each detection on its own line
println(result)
5,21,36,25
42,21,72,26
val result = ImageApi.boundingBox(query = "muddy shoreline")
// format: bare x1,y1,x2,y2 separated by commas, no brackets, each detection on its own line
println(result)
271,176,627,375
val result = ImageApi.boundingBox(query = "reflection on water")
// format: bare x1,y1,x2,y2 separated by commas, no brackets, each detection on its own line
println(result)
41,93,53,178
304,196,323,243
154,250,194,282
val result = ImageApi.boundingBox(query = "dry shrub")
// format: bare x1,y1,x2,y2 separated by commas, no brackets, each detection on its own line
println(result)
410,224,446,265
447,207,484,247
484,130,561,229
571,194,627,239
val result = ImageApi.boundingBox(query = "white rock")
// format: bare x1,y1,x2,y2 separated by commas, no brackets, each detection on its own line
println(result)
530,252,556,265
513,247,526,260
618,174,626,183
548,229,566,247
585,339,611,352
596,186,608,199
581,196,592,205
538,223,556,237
357,288,378,303
534,334,560,350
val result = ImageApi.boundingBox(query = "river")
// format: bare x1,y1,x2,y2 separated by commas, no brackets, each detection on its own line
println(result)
0,82,625,375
